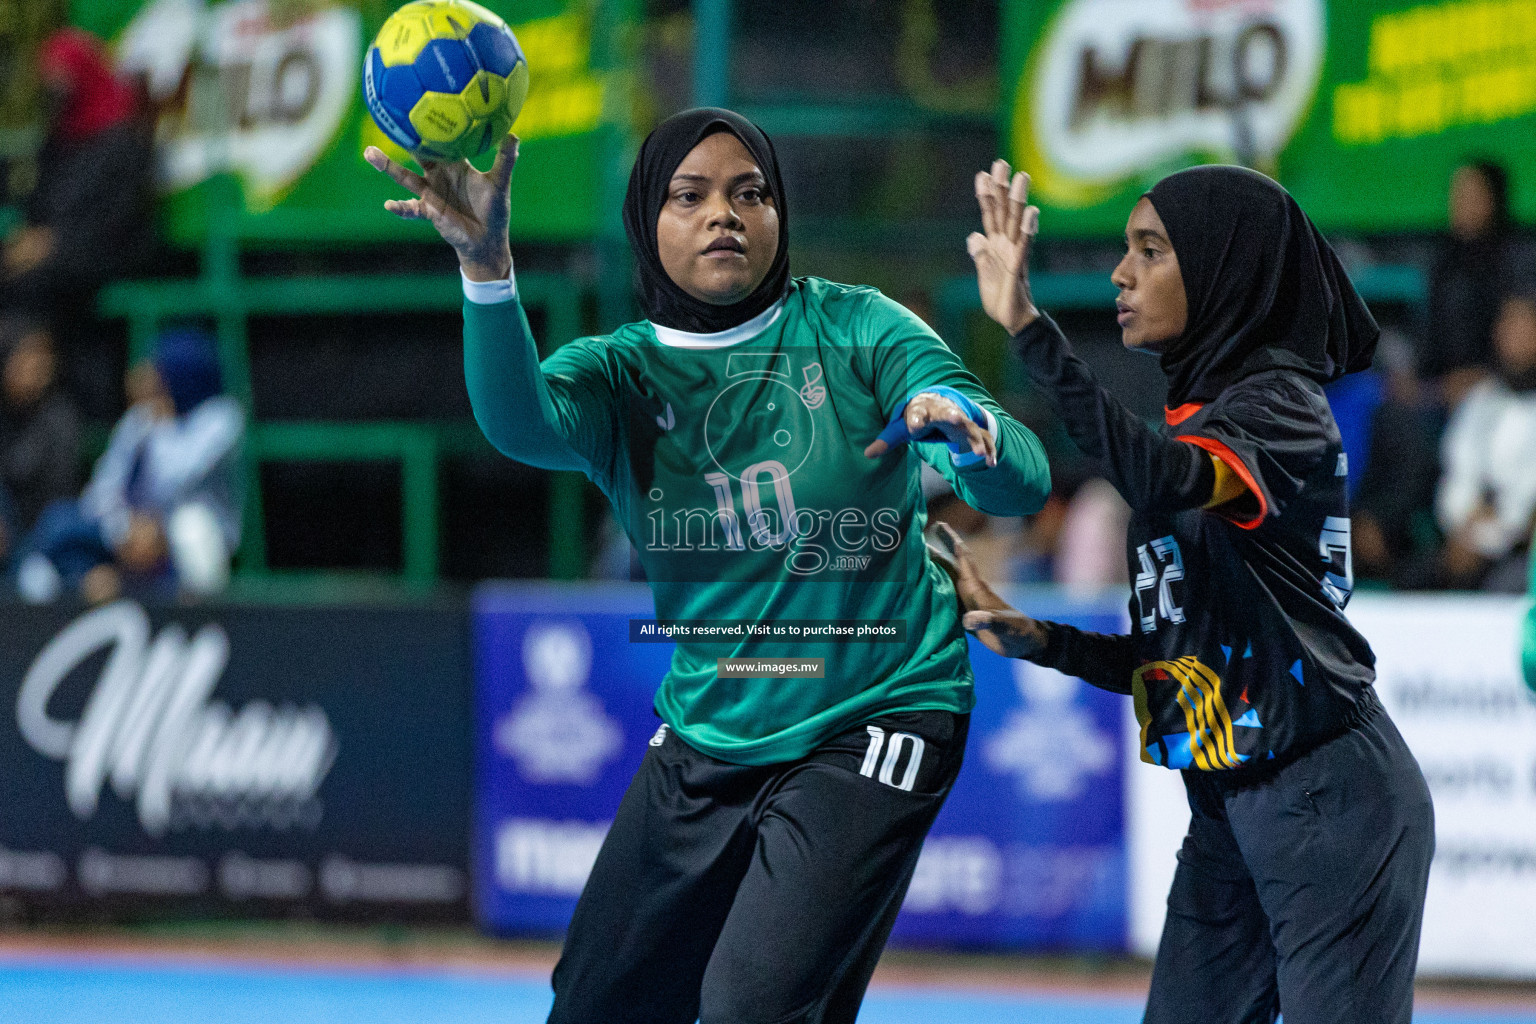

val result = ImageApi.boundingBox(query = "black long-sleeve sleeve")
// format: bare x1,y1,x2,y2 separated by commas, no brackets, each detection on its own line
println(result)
1031,620,1136,694
1010,313,1214,514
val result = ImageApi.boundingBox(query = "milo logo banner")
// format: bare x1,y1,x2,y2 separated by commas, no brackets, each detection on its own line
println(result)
70,0,629,243
473,583,1128,949
0,599,472,922
1006,0,1536,233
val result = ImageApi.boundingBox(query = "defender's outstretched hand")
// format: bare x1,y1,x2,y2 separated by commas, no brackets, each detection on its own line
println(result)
928,523,1047,660
364,134,517,281
968,159,1040,336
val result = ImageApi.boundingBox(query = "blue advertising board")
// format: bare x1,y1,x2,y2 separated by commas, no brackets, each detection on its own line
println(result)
473,583,1128,950
888,598,1126,950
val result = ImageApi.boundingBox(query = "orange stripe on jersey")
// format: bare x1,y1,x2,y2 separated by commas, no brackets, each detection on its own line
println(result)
1176,435,1268,530
1164,403,1204,426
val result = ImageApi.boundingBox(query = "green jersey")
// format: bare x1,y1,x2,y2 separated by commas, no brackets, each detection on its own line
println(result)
464,275,1050,763
1524,537,1535,693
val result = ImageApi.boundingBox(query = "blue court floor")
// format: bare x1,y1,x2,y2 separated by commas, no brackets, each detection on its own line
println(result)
1,955,1534,1024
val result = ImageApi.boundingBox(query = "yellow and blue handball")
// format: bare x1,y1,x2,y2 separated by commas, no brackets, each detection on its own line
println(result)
363,0,528,163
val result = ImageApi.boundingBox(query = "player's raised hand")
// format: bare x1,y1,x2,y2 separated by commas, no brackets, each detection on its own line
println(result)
364,134,517,281
928,523,1047,660
968,159,1040,336
863,392,997,466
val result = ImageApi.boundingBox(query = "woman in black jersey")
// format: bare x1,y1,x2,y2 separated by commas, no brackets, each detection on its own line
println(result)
943,161,1435,1024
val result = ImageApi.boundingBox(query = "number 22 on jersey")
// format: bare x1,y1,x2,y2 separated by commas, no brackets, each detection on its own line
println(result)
1135,535,1186,632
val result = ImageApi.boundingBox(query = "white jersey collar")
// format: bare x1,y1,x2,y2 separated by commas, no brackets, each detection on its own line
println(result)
649,300,785,349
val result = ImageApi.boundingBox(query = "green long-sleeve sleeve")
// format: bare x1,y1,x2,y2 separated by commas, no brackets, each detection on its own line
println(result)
1524,535,1536,693
462,297,615,477
861,291,1051,517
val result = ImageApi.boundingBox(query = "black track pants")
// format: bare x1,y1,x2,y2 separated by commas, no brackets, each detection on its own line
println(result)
1144,707,1435,1024
547,709,967,1024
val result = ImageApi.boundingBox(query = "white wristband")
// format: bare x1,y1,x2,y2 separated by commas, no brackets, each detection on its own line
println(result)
461,265,518,304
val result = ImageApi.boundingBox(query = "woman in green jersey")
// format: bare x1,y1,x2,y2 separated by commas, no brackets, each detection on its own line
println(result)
367,108,1050,1023
1525,527,1535,692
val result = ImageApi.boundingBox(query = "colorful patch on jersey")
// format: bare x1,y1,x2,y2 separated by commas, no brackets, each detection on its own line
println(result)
1164,402,1204,426
1133,656,1251,770
1224,641,1255,664
1175,433,1268,530
1148,730,1195,769
1290,659,1305,686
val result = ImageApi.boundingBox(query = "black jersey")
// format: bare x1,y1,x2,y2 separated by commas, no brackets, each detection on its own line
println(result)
1127,371,1375,769
1012,315,1378,770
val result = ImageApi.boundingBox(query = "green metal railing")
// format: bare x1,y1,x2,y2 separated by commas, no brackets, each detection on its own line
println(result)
98,268,589,588
96,242,1427,591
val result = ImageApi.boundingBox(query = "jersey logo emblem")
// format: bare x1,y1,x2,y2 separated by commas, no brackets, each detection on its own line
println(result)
799,363,827,409
656,403,675,431
649,724,669,747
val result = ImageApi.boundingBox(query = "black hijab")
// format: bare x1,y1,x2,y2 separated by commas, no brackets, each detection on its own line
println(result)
1145,165,1379,408
622,108,790,333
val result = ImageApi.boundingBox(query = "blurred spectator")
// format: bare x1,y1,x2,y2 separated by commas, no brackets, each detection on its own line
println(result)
0,0,66,204
0,316,78,566
1430,287,1536,592
1053,477,1131,594
4,28,153,305
921,462,1124,589
1351,331,1442,585
921,463,1035,583
1421,160,1534,410
4,28,155,414
15,329,243,604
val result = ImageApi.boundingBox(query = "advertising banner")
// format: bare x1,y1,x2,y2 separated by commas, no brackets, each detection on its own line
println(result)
1004,0,1536,234
0,598,472,922
473,584,674,934
1127,594,1536,978
473,582,1129,950
69,0,630,243
887,595,1127,950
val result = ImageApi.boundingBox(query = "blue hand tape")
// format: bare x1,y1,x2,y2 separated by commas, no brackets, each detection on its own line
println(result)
875,386,992,466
